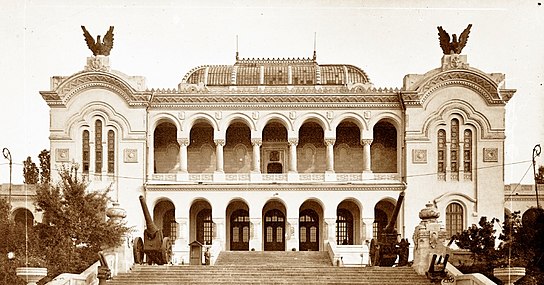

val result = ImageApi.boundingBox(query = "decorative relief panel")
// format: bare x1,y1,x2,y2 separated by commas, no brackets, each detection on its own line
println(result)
124,149,138,163
483,148,498,162
412,149,427,164
55,148,70,162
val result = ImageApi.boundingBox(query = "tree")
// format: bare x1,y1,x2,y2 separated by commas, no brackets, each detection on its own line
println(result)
0,198,44,285
454,217,500,279
33,167,130,283
498,209,544,285
23,156,39,184
38,149,50,184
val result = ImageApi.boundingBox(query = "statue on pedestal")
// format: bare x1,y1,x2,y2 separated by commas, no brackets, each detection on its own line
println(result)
81,26,114,56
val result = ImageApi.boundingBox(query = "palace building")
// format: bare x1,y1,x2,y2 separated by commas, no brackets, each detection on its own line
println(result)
39,37,515,265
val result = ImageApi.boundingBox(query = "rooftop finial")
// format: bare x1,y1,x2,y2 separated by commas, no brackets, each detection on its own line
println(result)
313,32,317,61
81,26,114,56
236,35,239,61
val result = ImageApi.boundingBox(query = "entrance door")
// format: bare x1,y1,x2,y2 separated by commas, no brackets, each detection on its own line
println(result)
230,209,250,251
299,209,319,251
264,209,285,251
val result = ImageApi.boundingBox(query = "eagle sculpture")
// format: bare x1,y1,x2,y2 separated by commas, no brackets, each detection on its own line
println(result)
81,26,114,56
437,24,472,54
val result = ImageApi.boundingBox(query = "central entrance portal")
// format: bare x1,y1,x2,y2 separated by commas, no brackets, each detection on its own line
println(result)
230,209,250,251
264,209,285,251
299,209,319,251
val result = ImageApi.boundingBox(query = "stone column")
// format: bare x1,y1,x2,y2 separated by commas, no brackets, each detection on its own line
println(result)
251,138,262,173
178,138,189,174
324,138,336,172
214,139,225,173
361,139,373,173
288,138,298,173
147,134,154,179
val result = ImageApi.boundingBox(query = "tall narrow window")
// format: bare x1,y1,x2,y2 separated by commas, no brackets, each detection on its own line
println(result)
446,203,463,238
95,120,103,174
437,129,446,180
450,119,459,180
463,129,472,180
107,130,115,174
82,130,90,173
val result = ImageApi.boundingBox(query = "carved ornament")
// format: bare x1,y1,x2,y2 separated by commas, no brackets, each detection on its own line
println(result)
214,139,225,146
402,70,512,106
251,138,263,146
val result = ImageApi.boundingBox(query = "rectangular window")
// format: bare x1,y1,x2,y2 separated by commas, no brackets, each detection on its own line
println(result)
450,120,459,180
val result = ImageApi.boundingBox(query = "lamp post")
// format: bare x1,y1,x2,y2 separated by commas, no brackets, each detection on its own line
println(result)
533,144,541,209
2,148,12,206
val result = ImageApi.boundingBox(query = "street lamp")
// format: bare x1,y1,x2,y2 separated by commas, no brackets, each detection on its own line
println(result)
2,148,12,206
533,144,541,209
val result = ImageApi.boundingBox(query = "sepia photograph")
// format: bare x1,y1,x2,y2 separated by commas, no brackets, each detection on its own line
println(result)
0,1,543,284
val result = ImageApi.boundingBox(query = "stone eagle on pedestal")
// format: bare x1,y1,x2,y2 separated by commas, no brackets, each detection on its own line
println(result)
437,24,472,54
81,26,114,56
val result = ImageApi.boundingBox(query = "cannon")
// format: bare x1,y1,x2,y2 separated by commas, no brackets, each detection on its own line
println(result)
369,191,408,266
133,195,172,265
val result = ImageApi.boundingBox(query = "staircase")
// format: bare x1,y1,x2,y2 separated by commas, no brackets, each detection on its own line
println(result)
107,251,432,285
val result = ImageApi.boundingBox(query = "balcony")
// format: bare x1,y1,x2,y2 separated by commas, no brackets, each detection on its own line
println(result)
148,172,401,184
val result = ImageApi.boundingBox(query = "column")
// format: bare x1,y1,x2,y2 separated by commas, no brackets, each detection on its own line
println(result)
288,138,298,173
147,133,154,179
324,138,335,172
361,139,373,173
251,138,262,173
178,138,189,173
214,139,225,173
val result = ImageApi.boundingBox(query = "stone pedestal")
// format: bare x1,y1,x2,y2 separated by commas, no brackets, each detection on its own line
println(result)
105,202,132,273
412,202,449,275
16,267,47,285
85,56,111,72
493,267,525,285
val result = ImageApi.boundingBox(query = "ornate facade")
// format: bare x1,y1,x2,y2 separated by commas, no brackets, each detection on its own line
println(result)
40,44,515,264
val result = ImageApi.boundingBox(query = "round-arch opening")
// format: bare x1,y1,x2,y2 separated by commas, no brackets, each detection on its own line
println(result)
188,121,216,173
371,120,398,173
299,200,324,251
154,122,179,173
190,200,213,245
335,121,362,173
153,199,176,240
226,199,250,251
337,199,361,245
13,208,34,228
263,200,286,251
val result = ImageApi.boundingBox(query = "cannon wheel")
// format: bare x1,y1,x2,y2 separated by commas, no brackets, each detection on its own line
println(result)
161,237,172,265
133,237,144,264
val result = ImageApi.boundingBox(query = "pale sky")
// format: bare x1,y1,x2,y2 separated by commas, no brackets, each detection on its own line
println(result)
0,0,542,184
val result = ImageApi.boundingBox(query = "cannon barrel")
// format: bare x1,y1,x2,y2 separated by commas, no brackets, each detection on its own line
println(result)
384,191,405,233
139,195,159,235
98,251,109,269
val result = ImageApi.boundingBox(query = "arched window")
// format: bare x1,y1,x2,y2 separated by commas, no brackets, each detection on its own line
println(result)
446,203,463,238
95,120,103,174
82,130,90,174
463,129,472,180
437,129,446,180
336,209,353,245
107,130,115,174
450,119,459,180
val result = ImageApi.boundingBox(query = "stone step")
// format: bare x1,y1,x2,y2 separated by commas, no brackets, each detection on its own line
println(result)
106,251,432,285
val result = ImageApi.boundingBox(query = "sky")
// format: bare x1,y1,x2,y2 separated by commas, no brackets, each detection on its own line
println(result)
0,0,542,184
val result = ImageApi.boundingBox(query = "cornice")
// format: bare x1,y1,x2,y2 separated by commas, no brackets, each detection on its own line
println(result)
41,71,152,107
145,183,406,192
149,93,401,109
402,70,515,107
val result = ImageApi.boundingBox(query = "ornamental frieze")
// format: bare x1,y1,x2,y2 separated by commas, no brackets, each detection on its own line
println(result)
149,94,401,109
43,72,151,107
402,70,514,106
